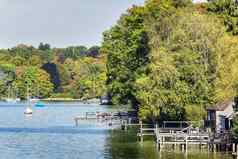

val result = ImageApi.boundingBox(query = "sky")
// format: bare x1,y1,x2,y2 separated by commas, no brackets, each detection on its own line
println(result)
0,0,145,48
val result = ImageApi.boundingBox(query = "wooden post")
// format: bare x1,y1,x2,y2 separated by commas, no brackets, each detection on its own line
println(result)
155,124,158,133
215,144,218,153
129,118,132,124
207,142,209,152
155,123,158,147
226,144,229,152
109,116,112,126
140,121,143,143
181,144,184,152
175,135,177,150
159,137,162,151
236,144,238,158
199,134,202,149
185,135,188,151
156,137,159,149
125,120,127,131
157,137,161,151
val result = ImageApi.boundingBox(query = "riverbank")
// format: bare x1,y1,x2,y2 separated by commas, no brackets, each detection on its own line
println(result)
41,98,101,104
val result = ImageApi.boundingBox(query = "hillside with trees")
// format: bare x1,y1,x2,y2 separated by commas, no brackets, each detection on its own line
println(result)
0,43,105,100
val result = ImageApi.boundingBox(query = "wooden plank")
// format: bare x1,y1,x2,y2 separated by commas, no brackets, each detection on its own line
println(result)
137,133,155,136
159,142,208,145
141,128,155,131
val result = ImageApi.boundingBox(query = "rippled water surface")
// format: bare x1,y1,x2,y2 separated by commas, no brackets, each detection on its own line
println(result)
0,102,233,159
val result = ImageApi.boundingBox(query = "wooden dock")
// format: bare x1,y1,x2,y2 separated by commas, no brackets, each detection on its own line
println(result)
136,120,238,156
74,111,131,127
135,121,237,153
74,113,238,155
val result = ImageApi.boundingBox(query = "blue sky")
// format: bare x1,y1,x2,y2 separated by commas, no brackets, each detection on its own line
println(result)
0,0,145,48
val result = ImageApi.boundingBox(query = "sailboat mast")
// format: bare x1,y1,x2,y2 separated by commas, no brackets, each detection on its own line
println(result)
8,85,10,99
27,84,30,105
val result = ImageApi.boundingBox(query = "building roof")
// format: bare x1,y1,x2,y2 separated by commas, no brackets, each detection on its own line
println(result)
207,100,234,111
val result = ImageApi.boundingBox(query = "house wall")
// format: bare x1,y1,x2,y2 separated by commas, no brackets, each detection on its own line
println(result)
216,102,234,132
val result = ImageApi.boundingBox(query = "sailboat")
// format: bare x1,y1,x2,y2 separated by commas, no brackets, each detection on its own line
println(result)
24,85,33,115
24,107,33,115
5,85,20,103
5,85,15,103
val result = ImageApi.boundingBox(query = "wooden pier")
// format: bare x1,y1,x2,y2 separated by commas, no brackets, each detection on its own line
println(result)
74,111,132,127
74,113,238,155
135,121,238,153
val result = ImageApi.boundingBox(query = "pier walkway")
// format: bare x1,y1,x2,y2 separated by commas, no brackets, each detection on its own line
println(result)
73,113,238,154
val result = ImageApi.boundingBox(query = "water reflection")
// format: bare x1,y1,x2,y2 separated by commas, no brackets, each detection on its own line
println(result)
104,128,233,159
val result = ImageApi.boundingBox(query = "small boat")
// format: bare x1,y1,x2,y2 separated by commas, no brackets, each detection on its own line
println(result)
24,85,33,115
100,95,111,105
15,98,21,102
24,107,33,115
35,101,45,108
5,85,20,103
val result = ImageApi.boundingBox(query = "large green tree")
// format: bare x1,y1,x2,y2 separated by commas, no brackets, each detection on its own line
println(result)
104,0,238,123
102,5,150,107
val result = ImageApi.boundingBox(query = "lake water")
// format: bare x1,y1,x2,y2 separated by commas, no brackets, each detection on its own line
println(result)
0,102,233,159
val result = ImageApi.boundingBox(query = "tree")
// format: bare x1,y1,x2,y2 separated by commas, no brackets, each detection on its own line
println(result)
71,57,106,99
62,46,88,59
14,67,53,99
102,5,150,108
0,64,16,98
87,46,100,58
207,0,238,35
41,63,61,92
38,42,51,51
135,9,228,121
102,0,238,123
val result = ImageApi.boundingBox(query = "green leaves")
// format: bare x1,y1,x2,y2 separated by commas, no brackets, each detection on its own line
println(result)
102,5,150,106
232,115,238,140
103,0,238,124
14,67,53,99
207,0,238,35
60,57,106,100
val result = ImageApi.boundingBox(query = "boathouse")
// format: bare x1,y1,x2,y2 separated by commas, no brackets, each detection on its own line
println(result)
206,100,234,133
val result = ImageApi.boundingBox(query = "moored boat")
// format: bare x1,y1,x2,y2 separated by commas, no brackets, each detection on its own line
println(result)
24,107,33,115
35,101,45,108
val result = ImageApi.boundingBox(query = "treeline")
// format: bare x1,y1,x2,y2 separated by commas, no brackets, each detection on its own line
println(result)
0,43,106,100
102,0,238,123
1,0,238,124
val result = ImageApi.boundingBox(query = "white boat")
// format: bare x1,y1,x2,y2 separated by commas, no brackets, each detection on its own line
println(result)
24,107,33,115
24,85,33,115
5,86,20,103
15,98,21,102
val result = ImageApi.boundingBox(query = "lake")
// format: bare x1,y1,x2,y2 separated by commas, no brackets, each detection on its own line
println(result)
0,102,233,159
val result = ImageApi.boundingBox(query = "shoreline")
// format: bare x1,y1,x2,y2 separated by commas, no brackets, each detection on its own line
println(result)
41,98,101,104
